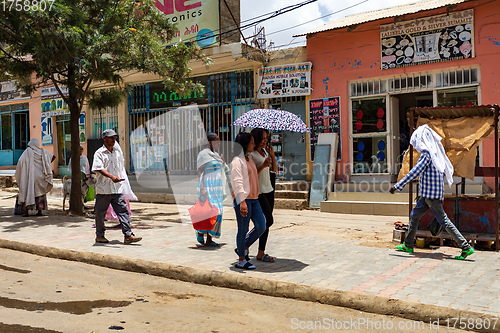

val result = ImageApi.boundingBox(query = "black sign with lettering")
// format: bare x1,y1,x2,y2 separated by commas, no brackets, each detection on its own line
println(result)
309,97,341,161
149,76,208,109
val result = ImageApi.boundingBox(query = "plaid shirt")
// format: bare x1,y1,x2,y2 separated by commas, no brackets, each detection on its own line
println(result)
394,150,444,200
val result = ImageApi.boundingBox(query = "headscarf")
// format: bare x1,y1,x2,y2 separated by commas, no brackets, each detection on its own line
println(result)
197,148,228,197
15,138,54,205
410,124,454,187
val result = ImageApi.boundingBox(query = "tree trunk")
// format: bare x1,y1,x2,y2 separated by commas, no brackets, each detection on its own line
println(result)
67,66,84,215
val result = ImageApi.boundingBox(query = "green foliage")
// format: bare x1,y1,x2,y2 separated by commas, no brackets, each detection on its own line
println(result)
0,0,211,108
0,0,211,214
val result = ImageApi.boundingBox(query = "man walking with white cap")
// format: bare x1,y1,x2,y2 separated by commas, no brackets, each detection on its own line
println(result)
92,129,142,244
390,124,474,260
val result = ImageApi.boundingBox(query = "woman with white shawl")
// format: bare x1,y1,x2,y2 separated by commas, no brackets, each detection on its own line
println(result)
105,141,137,223
195,132,230,246
15,138,56,217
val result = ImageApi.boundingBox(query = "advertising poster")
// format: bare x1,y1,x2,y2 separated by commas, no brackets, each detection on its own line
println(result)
79,114,85,143
155,0,220,48
309,97,341,161
41,86,70,116
380,9,474,69
257,63,312,99
41,115,53,146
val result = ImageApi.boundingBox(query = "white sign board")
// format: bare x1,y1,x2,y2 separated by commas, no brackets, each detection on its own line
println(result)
257,62,312,99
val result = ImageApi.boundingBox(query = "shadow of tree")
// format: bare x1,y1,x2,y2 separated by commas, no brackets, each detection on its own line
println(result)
0,207,89,233
229,258,309,273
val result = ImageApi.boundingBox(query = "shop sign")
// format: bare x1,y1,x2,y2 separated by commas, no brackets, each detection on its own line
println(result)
155,0,219,48
42,86,70,116
309,97,340,161
0,81,30,102
380,9,474,69
41,114,53,146
149,76,208,109
257,62,312,99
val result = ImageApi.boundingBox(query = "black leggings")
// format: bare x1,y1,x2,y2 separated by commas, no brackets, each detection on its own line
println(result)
246,191,275,252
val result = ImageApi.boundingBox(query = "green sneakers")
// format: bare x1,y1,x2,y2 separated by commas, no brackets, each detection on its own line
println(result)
395,242,414,253
455,247,475,260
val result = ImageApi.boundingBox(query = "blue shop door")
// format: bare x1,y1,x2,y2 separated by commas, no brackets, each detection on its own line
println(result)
13,111,29,164
282,102,307,181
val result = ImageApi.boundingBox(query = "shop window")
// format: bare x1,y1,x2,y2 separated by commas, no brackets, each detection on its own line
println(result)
437,88,477,107
352,98,387,134
352,136,388,174
92,106,118,139
1,114,12,150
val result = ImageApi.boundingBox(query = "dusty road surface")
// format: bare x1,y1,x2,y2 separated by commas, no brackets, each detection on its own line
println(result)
0,248,467,333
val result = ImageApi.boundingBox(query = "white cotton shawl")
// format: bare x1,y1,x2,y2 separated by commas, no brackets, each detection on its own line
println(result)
410,124,454,187
114,142,137,201
15,138,54,206
197,148,227,197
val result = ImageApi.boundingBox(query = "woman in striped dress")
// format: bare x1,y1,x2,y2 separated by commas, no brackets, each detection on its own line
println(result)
195,133,230,246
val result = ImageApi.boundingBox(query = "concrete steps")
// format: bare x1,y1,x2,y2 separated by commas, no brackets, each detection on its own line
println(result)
321,180,485,216
274,181,310,210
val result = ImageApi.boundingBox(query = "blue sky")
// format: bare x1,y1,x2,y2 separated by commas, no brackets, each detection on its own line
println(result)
240,0,419,49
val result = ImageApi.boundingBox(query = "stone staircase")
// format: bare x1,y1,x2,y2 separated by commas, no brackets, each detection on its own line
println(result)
274,181,310,210
320,181,484,216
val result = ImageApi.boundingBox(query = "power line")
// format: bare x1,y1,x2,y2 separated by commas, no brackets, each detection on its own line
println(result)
265,0,369,38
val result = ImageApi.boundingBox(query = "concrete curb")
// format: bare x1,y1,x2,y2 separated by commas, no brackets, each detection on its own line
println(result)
1,237,498,332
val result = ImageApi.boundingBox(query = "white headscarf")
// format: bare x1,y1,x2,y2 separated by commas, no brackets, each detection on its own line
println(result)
197,147,227,197
15,138,54,205
410,124,454,187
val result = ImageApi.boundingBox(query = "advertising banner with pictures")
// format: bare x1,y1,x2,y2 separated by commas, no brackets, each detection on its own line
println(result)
41,114,53,146
309,97,340,162
155,0,219,48
0,80,30,102
257,62,312,99
380,9,474,69
41,86,70,116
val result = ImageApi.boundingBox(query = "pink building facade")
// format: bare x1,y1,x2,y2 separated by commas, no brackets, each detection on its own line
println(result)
304,0,500,187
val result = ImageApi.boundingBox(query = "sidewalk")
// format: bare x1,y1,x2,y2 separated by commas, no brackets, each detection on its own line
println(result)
1,188,500,328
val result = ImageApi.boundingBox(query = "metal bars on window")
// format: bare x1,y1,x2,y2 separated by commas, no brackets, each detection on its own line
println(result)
350,68,478,97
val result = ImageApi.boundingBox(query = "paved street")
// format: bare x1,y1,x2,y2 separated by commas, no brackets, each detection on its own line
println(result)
1,248,466,333
0,188,500,328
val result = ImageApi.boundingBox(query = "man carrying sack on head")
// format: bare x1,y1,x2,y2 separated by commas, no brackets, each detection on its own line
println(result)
390,124,474,260
92,129,142,245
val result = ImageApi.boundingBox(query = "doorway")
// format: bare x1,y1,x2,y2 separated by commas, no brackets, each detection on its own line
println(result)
391,92,433,176
282,101,307,180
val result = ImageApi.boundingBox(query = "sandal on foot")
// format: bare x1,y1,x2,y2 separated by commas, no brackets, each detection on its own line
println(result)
257,254,275,262
455,247,475,260
234,248,250,261
196,232,205,245
206,241,219,247
235,260,255,270
395,242,414,253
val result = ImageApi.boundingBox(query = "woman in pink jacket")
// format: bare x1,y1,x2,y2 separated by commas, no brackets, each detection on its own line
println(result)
230,132,266,270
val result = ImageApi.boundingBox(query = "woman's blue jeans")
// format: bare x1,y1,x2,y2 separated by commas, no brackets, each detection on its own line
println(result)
234,199,266,258
405,197,470,250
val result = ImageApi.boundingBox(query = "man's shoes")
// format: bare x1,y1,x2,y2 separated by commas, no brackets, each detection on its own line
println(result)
95,236,109,243
124,235,142,244
455,247,475,260
395,242,414,253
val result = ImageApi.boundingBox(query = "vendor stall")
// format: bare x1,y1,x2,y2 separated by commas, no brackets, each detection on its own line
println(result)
400,105,500,251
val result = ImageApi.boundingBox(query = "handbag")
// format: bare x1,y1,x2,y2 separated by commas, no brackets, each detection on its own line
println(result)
188,196,219,230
